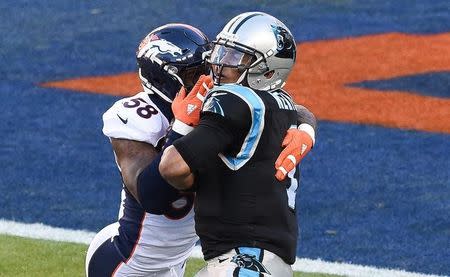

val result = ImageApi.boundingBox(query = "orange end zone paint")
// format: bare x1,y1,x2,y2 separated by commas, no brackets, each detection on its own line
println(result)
41,32,450,134
286,32,450,134
41,73,140,96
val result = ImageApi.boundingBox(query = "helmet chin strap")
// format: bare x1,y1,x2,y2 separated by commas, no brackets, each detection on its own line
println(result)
212,65,223,86
163,64,185,88
235,69,248,85
209,70,215,83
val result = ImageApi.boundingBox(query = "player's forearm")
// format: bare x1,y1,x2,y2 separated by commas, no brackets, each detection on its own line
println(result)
136,128,191,213
159,145,194,190
110,138,158,203
111,136,188,215
296,104,317,133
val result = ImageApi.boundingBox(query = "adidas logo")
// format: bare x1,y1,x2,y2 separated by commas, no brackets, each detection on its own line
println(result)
301,144,308,155
187,104,196,115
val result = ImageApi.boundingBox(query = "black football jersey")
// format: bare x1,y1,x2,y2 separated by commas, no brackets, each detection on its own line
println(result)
173,84,300,264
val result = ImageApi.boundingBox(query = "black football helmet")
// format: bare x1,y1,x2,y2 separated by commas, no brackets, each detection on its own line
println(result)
136,23,210,103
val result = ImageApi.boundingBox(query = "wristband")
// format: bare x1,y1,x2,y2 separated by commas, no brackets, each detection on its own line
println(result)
172,119,194,135
298,123,316,146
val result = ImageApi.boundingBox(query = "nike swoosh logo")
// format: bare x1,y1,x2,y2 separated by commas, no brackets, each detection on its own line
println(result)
218,258,228,263
117,114,128,124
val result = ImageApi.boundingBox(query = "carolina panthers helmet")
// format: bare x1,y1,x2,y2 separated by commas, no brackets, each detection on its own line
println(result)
207,12,296,91
137,23,210,103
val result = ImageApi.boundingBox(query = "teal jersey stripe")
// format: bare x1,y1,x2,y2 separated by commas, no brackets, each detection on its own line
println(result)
215,84,265,170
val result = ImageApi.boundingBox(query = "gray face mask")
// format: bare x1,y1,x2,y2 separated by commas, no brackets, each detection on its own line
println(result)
208,44,255,86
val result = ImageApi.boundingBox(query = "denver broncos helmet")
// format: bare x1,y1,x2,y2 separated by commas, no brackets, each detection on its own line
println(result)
137,23,210,102
207,12,296,91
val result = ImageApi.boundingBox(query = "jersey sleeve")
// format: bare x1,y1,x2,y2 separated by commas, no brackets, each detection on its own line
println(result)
200,84,266,170
201,85,253,131
102,91,170,147
173,113,234,172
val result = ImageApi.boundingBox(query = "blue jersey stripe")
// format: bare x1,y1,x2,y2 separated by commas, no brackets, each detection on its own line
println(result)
215,84,265,170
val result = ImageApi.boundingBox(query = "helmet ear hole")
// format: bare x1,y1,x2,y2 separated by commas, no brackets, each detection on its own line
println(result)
264,70,275,79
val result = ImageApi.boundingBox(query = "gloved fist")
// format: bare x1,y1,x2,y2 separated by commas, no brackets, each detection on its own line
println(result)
171,75,213,134
275,124,315,181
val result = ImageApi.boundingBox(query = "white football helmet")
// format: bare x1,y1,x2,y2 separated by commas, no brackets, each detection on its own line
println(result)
207,12,296,91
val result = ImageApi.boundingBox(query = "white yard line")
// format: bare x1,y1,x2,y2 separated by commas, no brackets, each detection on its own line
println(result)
0,219,444,277
291,258,444,277
0,219,95,244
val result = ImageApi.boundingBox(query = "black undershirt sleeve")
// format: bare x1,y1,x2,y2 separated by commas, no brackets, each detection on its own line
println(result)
296,104,317,132
173,113,234,173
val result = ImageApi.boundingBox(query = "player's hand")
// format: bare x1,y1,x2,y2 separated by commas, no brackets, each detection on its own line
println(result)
172,75,213,126
275,125,315,181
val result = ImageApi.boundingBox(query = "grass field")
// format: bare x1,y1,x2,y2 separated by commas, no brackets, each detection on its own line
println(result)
0,234,338,277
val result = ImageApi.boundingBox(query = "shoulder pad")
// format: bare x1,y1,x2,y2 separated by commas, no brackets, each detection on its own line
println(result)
270,89,297,111
202,85,267,170
202,84,264,125
102,92,170,146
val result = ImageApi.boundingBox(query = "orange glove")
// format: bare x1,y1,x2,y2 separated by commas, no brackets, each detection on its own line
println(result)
275,124,315,181
171,75,213,134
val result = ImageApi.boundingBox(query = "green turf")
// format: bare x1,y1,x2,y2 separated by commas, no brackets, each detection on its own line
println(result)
0,234,86,277
0,234,338,277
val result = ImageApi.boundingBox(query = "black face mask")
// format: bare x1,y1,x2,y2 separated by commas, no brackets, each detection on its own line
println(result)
178,63,208,91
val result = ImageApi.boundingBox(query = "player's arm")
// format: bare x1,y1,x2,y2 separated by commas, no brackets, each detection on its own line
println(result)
296,104,317,132
132,75,213,210
110,138,158,202
160,87,250,190
275,104,317,181
159,146,193,191
157,76,222,190
105,121,189,214
160,114,234,190
105,127,182,215
102,91,183,214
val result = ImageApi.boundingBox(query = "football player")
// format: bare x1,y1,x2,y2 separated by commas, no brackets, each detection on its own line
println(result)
85,23,212,277
86,20,315,276
159,12,314,276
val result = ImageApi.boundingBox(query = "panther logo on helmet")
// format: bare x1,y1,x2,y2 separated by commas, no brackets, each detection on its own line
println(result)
271,24,295,59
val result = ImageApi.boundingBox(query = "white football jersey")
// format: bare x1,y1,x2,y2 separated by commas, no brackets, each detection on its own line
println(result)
102,91,198,271
103,91,169,146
